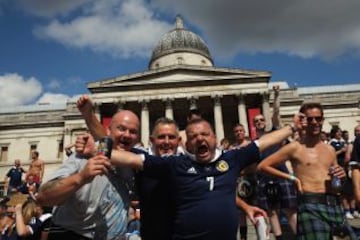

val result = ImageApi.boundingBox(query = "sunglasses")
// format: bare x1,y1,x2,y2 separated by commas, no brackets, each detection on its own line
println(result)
306,116,323,123
254,118,265,123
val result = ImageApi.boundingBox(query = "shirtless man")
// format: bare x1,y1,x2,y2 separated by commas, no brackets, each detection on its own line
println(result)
258,102,356,239
27,151,44,184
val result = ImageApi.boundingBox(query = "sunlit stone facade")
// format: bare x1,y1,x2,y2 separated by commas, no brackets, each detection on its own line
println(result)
0,17,359,182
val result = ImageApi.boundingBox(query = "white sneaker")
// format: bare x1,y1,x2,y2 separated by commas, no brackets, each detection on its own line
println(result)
345,212,354,219
352,211,360,218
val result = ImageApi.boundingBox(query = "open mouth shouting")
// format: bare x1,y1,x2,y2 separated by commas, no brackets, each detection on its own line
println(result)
196,144,210,161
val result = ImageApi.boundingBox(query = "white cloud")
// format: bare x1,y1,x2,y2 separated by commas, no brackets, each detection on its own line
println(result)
16,0,360,60
152,0,360,60
0,73,73,107
33,0,171,58
0,73,42,106
36,93,70,105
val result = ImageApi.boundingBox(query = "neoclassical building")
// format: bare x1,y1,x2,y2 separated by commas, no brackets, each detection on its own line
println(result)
0,16,359,183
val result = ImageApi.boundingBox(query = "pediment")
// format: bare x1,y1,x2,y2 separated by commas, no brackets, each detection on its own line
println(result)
88,65,271,93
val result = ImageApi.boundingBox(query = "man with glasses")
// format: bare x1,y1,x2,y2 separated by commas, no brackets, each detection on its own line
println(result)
107,117,301,240
253,85,297,239
258,102,356,239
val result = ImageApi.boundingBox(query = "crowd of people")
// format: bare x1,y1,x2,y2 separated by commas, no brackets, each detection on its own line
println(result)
1,151,51,240
220,118,360,239
1,86,360,240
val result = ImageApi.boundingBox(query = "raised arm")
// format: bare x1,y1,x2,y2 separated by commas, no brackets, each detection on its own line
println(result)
257,113,303,152
15,204,31,236
77,95,107,140
257,125,293,152
271,85,281,128
36,155,111,206
110,149,144,170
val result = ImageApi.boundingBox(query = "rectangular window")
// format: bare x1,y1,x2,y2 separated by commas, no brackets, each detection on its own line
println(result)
57,140,64,159
29,144,37,159
0,146,8,162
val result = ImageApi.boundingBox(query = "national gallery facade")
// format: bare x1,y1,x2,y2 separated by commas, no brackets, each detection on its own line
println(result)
0,17,359,181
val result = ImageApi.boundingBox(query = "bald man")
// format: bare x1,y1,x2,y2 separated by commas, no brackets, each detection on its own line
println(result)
37,100,140,240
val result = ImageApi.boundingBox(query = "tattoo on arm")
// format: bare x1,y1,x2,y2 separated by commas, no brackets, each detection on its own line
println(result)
39,178,63,192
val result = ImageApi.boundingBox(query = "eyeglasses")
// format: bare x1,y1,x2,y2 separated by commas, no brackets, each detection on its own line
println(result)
306,116,323,123
254,118,265,123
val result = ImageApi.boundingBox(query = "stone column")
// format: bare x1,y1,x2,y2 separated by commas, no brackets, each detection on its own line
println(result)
237,94,249,136
262,92,271,131
141,101,150,148
213,95,224,144
164,98,174,119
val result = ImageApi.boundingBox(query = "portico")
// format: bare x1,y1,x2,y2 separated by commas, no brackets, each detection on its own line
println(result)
88,68,272,147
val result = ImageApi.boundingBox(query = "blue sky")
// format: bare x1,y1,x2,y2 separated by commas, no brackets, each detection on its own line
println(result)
1,0,360,107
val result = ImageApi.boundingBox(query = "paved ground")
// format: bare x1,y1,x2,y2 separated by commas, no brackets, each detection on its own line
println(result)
243,217,360,239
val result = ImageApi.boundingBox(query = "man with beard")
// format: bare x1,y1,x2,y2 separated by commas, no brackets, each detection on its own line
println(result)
36,102,140,240
107,117,300,240
258,102,356,239
76,95,267,240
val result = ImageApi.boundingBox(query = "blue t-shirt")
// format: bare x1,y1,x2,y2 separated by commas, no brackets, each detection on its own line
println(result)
2,217,42,240
329,138,346,166
142,142,259,240
6,167,25,188
130,148,175,240
136,171,174,240
19,217,42,240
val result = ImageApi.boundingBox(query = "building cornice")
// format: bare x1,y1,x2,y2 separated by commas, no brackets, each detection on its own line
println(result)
87,65,271,93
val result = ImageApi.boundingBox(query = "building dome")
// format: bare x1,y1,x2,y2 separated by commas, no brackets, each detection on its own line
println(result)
149,16,213,70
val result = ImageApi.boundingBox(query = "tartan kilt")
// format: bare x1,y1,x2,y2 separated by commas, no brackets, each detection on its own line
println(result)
256,178,297,210
297,195,357,240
